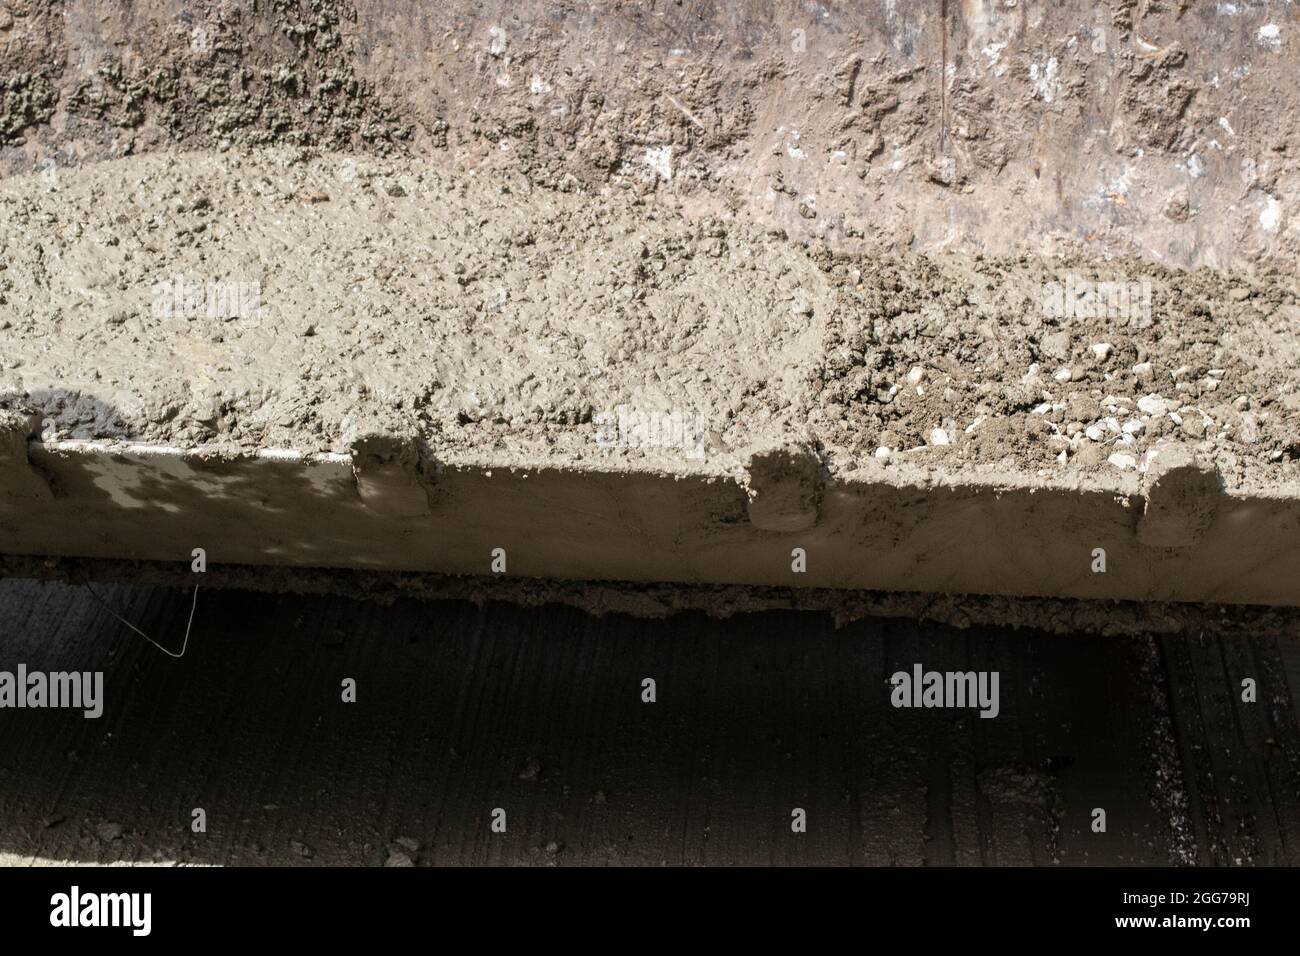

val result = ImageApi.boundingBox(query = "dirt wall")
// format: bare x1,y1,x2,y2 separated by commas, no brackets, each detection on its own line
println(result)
3,1,1299,270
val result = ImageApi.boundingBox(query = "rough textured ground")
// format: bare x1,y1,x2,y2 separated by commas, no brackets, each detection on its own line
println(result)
3,1,1298,272
2,578,1299,866
1,152,1296,490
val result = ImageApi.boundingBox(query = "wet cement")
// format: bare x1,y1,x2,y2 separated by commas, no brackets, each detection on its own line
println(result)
1,152,1296,492
1,578,1298,866
2,153,1297,616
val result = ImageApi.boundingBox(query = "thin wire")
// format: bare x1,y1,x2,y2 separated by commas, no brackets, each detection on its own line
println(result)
80,578,199,659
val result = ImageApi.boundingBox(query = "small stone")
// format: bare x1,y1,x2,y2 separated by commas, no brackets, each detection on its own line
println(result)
1122,419,1144,434
1053,367,1072,382
385,850,415,867
1132,362,1153,378
1041,331,1070,360
874,446,891,459
907,366,925,385
1137,394,1168,416
291,840,313,858
1108,452,1137,471
1084,424,1105,441
1239,412,1259,443
928,427,950,446
927,156,957,186
1091,342,1113,360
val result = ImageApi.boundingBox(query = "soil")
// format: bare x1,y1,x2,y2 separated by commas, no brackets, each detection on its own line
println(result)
1,150,1296,493
4,1,1299,272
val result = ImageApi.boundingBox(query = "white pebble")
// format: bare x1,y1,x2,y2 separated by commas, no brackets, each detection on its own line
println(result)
1091,343,1113,359
1137,394,1168,416
928,427,951,446
907,366,925,384
1053,367,1072,382
1084,424,1105,441
1108,452,1137,471
1132,362,1152,377
875,446,892,459
1122,419,1144,434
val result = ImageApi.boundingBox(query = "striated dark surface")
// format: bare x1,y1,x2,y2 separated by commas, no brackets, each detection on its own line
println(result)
0,578,1297,866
